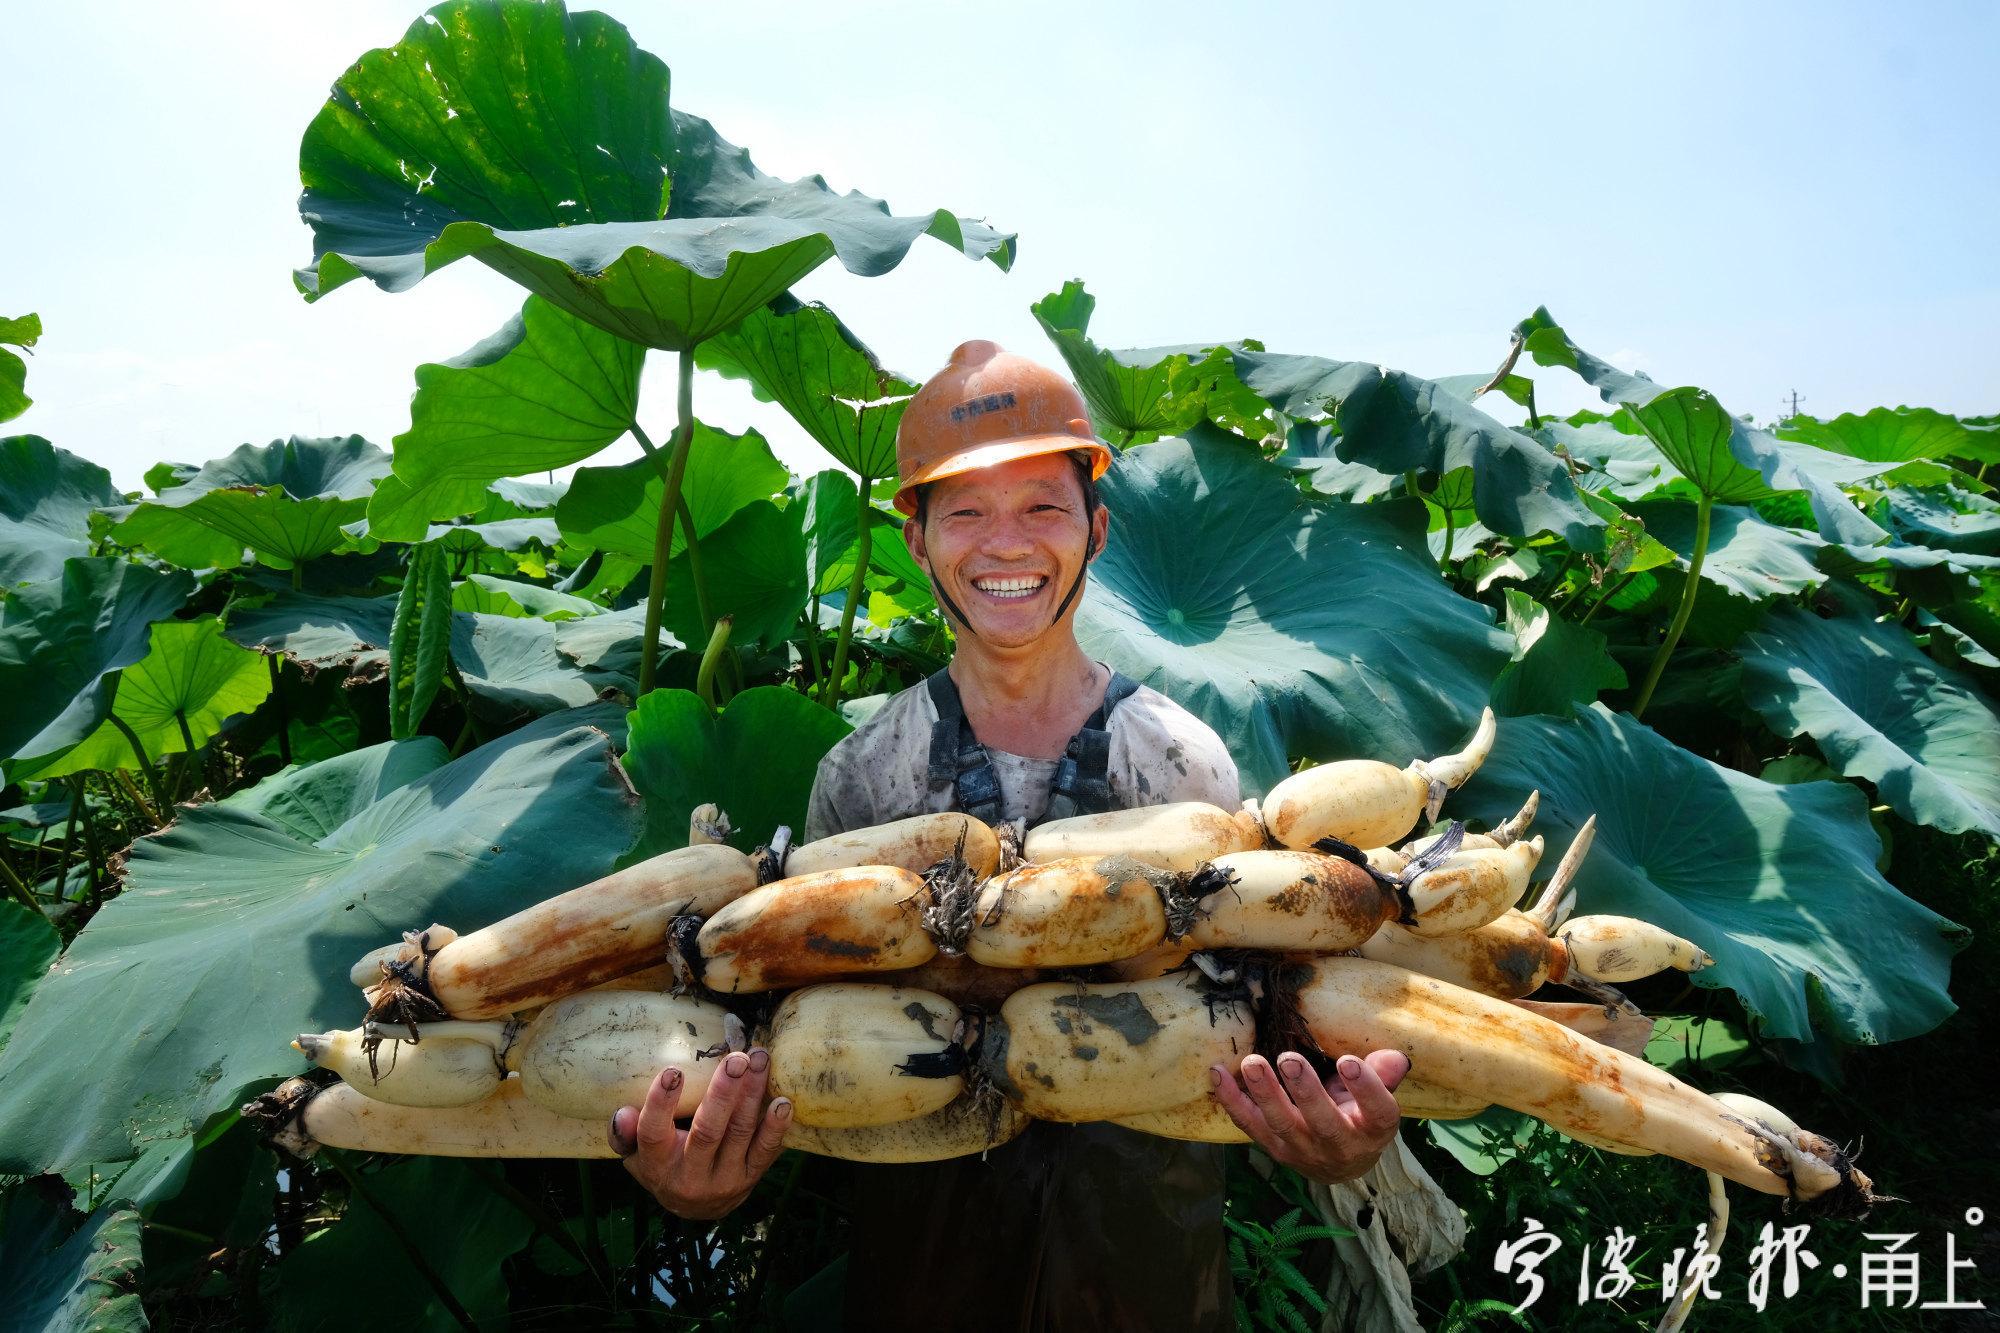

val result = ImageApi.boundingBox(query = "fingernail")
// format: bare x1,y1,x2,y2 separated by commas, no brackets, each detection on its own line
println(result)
662,1068,682,1090
724,1053,748,1077
1279,1056,1306,1082
1338,1055,1362,1078
1207,1066,1222,1088
772,1097,792,1120
748,1048,769,1073
606,1114,630,1156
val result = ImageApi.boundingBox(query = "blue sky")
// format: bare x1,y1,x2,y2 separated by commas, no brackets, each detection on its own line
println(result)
5,0,1996,491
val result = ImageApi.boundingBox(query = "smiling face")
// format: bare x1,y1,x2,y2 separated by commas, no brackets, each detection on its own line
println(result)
905,451,1111,649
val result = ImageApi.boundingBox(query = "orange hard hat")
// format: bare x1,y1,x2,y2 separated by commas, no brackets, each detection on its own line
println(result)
892,340,1112,516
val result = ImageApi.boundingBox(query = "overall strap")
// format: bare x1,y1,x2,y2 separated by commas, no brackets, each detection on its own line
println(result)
1043,671,1142,822
926,669,1002,823
927,668,1144,825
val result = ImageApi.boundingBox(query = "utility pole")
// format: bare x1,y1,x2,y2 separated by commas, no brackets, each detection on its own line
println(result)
1781,389,1804,421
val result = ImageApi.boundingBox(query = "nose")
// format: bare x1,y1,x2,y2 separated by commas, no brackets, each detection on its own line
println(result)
977,510,1037,561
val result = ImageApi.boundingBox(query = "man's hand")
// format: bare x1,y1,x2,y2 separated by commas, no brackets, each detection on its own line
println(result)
609,1048,792,1221
1210,1050,1410,1185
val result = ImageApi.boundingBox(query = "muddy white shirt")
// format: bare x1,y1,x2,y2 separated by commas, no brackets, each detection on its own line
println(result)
804,670,1241,840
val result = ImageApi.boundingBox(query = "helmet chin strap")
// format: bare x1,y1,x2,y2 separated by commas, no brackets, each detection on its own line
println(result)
1048,535,1096,628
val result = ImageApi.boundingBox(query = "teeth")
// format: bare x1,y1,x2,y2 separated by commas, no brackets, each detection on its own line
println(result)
973,576,1046,599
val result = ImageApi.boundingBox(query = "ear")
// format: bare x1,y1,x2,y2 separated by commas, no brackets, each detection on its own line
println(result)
1088,504,1111,561
904,516,930,574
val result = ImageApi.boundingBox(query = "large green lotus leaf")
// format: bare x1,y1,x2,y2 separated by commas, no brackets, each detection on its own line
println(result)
554,420,785,561
1539,418,1680,501
1512,308,1891,546
367,297,644,542
103,437,390,571
800,470,863,594
664,500,808,648
0,902,59,1057
265,1157,530,1332
17,617,271,780
1739,590,2000,837
1029,282,1266,446
451,573,600,620
697,296,916,478
424,514,560,553
1882,485,2000,557
621,686,849,862
94,503,244,571
296,2,1012,347
1232,350,1600,547
1780,406,1993,467
1488,590,1625,718
1453,706,1964,1047
225,590,628,714
0,558,194,770
0,436,123,589
0,1186,146,1333
550,603,683,677
1627,500,1824,602
0,709,639,1175
1075,428,1512,795
1628,387,1770,502
1278,423,1400,502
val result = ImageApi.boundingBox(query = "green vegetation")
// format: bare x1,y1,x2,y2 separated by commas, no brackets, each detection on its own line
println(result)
2,2,1994,1327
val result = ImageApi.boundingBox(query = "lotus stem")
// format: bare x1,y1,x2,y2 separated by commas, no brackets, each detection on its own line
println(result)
696,616,734,708
1440,507,1457,568
677,494,714,636
320,1148,478,1332
108,713,170,819
825,472,874,709
1577,568,1638,626
267,654,292,767
1632,492,1712,719
637,352,696,697
0,855,40,914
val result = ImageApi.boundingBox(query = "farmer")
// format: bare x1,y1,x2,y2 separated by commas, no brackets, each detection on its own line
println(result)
610,342,1413,1329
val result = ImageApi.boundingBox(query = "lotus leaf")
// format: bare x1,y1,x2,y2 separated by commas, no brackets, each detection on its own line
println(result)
0,437,123,589
1740,589,2000,838
621,686,850,862
224,590,632,713
0,558,194,772
367,297,644,541
0,313,39,423
0,902,58,1056
1488,591,1625,718
13,617,271,781
0,1185,146,1333
1628,500,1825,601
102,436,390,572
663,500,808,648
1780,406,1995,467
697,296,916,479
452,574,600,620
1278,423,1401,502
0,708,639,1177
1030,281,1265,445
296,2,1011,347
1233,350,1600,546
1076,427,1512,794
1452,705,1964,1047
1882,485,2000,557
554,420,786,561
1511,308,1892,546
